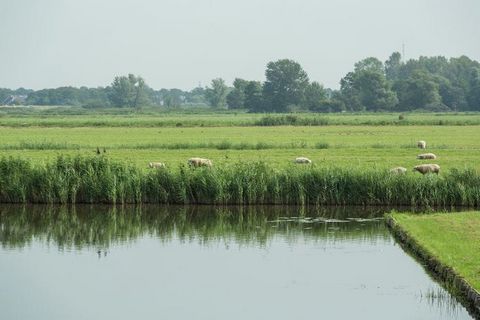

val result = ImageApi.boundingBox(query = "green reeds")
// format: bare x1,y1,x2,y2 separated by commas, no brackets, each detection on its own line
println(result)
0,155,478,206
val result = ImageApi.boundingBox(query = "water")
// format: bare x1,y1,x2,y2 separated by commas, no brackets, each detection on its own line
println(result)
0,205,475,320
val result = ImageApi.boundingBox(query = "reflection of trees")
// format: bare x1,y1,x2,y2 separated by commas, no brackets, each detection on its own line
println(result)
0,205,391,250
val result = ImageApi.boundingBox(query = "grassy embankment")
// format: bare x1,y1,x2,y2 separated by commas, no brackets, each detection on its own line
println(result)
0,155,478,205
388,212,480,310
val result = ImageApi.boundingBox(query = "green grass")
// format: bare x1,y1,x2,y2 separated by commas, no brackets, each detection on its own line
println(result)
1,110,480,127
391,212,480,292
0,125,478,170
0,155,479,205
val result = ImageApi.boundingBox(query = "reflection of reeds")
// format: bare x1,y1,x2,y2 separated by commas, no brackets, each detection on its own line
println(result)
0,155,479,206
0,205,391,250
419,287,462,318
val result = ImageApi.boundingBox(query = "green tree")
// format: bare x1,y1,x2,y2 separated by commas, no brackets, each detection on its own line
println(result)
244,81,264,112
340,58,398,111
205,78,228,108
304,81,327,111
263,59,309,112
108,74,150,109
393,71,442,110
385,52,402,81
226,78,249,109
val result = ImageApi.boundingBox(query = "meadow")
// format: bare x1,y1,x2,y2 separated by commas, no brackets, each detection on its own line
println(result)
1,107,480,127
0,124,478,171
0,111,479,205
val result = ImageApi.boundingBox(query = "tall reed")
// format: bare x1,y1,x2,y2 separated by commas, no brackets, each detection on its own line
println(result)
0,155,478,207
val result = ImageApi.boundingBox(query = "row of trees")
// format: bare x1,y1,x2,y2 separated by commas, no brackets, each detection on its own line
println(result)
213,54,480,112
19,76,207,109
2,53,480,111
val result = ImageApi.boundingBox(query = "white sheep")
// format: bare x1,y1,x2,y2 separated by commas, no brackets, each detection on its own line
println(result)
417,140,427,149
188,157,213,167
390,167,407,174
413,164,440,175
294,157,312,164
148,162,166,169
417,153,437,160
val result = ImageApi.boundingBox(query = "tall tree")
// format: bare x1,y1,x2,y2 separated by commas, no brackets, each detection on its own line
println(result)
263,59,309,112
108,74,150,108
393,71,441,110
205,78,228,108
244,81,264,112
303,81,327,111
385,52,402,81
226,78,249,109
340,58,397,111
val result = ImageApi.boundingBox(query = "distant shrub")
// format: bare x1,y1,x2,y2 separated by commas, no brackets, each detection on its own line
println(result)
314,142,330,149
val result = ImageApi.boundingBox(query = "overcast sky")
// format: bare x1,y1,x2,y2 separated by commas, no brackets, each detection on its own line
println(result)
1,0,479,90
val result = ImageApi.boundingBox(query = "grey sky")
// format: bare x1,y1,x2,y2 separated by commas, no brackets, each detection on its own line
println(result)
1,0,479,90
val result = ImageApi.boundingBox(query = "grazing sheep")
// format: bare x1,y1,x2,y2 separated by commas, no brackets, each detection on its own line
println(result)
417,153,437,160
148,162,166,169
188,157,213,167
294,157,312,164
417,140,427,149
413,164,440,175
390,167,407,174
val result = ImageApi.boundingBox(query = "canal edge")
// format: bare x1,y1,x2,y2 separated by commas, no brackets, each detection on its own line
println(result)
385,214,480,318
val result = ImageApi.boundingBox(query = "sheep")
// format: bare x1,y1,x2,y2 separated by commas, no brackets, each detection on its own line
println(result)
417,140,427,149
413,164,440,175
294,157,312,164
148,162,166,169
188,157,213,167
417,153,437,160
390,167,407,174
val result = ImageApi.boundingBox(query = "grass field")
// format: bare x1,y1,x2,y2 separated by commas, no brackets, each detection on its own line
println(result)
1,109,480,127
390,212,480,292
0,125,479,170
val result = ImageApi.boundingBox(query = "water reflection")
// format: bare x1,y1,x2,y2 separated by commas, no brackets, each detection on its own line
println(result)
0,205,390,250
0,205,475,320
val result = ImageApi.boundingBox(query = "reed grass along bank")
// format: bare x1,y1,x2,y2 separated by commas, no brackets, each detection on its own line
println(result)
0,155,479,206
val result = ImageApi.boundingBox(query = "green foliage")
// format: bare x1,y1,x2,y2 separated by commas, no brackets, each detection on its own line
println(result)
205,78,228,109
108,74,151,109
263,59,309,112
304,82,328,111
226,78,249,109
0,156,478,206
340,57,398,111
244,81,264,112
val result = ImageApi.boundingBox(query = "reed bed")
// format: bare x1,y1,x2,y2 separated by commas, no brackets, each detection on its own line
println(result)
0,155,478,206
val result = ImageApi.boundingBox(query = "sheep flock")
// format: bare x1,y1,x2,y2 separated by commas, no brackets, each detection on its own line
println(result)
146,140,441,176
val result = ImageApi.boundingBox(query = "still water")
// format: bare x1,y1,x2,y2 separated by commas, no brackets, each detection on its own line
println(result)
0,205,475,320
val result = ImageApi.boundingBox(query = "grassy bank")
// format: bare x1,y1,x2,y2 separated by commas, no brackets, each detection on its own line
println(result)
387,212,480,312
1,155,479,205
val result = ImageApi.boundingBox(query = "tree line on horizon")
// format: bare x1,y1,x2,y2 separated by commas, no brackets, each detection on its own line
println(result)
1,52,480,112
